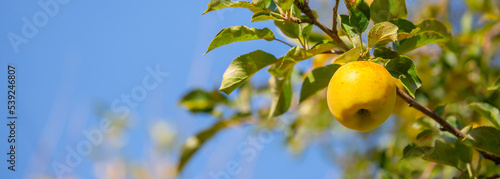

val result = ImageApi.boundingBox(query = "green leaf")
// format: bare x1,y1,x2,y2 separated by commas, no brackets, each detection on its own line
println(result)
402,143,431,159
373,46,399,59
390,19,420,41
253,0,272,9
455,140,473,163
206,26,275,54
368,22,399,48
488,78,500,91
251,12,280,22
464,126,500,157
274,20,301,39
203,0,264,14
220,50,278,94
416,129,436,140
334,45,363,65
468,102,500,129
299,64,341,103
268,71,292,118
385,56,422,98
417,18,452,39
435,104,446,117
344,0,371,33
340,14,356,37
390,19,416,33
273,0,294,11
396,32,448,54
423,140,459,168
177,119,239,173
370,0,407,23
179,89,228,113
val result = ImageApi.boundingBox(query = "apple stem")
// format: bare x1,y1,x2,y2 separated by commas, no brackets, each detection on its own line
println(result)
396,87,500,165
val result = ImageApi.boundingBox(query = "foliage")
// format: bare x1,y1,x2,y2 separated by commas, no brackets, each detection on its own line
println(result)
178,0,500,178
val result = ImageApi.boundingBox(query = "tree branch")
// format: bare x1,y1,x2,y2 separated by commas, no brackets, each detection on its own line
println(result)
396,87,500,165
294,1,350,51
332,0,340,34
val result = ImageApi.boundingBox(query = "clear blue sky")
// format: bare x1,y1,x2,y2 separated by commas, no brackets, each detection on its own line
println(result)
0,0,355,178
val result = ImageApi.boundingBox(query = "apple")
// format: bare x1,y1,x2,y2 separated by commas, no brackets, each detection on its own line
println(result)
327,61,396,132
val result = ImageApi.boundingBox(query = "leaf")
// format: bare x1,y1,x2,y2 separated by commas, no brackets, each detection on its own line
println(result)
179,89,228,113
423,140,459,167
385,56,422,98
488,78,500,91
370,0,407,23
396,31,448,54
455,140,473,163
203,0,264,15
177,119,239,173
468,102,500,129
417,18,452,39
299,64,341,103
464,126,500,157
368,21,399,48
373,46,399,59
251,12,279,22
253,0,272,9
416,129,436,140
273,0,294,12
206,26,275,54
268,72,292,118
390,19,420,41
344,0,371,33
340,14,356,37
274,20,301,39
435,104,446,117
402,143,431,159
334,45,363,65
220,50,278,94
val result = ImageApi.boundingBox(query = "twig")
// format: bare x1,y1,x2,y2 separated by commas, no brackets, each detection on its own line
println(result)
332,0,340,33
322,50,344,54
396,87,500,165
294,1,350,51
274,38,294,48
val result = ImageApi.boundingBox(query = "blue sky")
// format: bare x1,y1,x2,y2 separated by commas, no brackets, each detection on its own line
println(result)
0,0,358,178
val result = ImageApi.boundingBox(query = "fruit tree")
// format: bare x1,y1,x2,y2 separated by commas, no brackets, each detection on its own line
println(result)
178,0,500,178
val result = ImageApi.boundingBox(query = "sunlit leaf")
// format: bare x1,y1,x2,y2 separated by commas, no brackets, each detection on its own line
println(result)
273,0,294,11
334,45,363,65
464,126,500,157
390,19,420,40
417,18,452,39
203,0,264,14
396,31,448,54
253,0,272,9
370,0,407,23
269,72,292,118
220,50,278,94
368,22,399,48
179,89,228,113
274,20,302,39
206,26,275,54
468,102,500,129
385,56,421,98
416,129,436,140
251,12,280,22
300,64,341,103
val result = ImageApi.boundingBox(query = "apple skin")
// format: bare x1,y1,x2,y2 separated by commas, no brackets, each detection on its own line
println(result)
327,61,396,132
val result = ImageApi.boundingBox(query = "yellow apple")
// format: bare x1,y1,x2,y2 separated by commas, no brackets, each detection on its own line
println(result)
327,61,396,132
